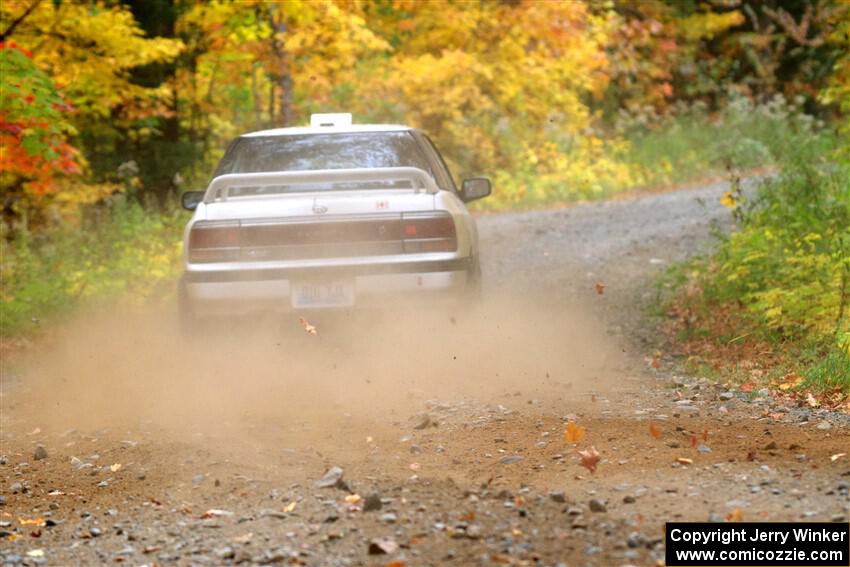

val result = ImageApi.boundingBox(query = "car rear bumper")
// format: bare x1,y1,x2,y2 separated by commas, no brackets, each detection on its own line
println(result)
181,257,474,316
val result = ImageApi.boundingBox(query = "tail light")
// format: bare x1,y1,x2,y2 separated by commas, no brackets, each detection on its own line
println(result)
186,213,457,263
401,212,457,253
188,221,240,263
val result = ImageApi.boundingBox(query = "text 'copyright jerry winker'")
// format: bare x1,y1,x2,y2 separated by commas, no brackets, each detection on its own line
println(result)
665,522,849,566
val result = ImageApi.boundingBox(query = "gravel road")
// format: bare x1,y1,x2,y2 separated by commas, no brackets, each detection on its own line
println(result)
2,181,848,566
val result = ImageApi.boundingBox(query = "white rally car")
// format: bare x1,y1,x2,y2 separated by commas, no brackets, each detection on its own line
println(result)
178,113,490,324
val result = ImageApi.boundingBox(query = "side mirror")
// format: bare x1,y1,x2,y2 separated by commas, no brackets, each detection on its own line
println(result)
181,190,205,211
460,177,491,202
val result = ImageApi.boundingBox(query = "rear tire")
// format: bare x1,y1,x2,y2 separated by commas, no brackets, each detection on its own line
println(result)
177,276,200,337
466,257,482,300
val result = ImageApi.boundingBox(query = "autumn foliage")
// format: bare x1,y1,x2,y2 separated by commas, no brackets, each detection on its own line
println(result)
2,0,848,221
0,43,80,197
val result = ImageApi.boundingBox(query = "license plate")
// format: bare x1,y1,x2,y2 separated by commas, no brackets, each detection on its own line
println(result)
291,280,355,308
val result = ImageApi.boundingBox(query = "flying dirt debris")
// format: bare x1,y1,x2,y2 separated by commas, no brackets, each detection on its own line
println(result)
2,181,848,566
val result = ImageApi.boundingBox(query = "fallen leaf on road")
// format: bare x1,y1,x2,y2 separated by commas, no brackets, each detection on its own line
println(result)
110,463,122,472
777,374,803,391
283,501,297,513
648,423,662,440
646,351,662,369
458,512,476,522
702,428,709,442
298,317,318,335
344,494,361,505
747,451,759,462
805,393,820,408
675,457,693,465
564,422,586,444
577,446,600,473
726,508,744,522
830,453,846,462
690,434,698,448
740,382,755,393
594,282,606,295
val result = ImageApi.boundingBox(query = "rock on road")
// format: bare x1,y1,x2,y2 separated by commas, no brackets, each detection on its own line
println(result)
1,181,848,566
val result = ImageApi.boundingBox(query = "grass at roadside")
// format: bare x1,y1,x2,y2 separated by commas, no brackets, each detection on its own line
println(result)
0,201,185,337
476,95,824,210
659,130,850,405
621,96,826,189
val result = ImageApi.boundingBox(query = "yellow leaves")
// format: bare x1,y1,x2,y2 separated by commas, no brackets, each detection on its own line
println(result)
648,423,663,440
726,508,744,522
4,0,182,117
52,180,122,224
679,10,746,42
564,422,586,444
353,0,617,200
764,306,783,319
780,375,802,389
720,191,737,209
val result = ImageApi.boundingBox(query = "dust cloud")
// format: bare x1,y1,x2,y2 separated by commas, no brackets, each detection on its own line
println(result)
5,290,628,456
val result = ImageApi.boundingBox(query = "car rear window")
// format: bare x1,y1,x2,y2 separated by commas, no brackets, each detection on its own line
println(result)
215,131,432,177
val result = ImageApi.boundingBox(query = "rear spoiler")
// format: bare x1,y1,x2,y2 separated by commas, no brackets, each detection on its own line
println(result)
203,167,439,204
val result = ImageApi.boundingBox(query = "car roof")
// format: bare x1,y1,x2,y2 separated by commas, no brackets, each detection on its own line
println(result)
241,124,413,138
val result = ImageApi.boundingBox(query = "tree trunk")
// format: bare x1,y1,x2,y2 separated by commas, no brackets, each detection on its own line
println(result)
269,8,294,127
